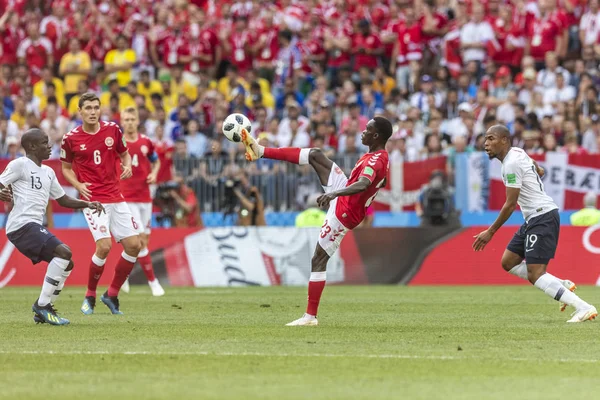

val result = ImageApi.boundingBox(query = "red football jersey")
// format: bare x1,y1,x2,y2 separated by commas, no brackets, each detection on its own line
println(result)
336,150,389,229
120,134,156,203
60,121,128,203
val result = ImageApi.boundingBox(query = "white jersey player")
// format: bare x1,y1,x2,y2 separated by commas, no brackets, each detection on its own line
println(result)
473,125,597,323
0,129,104,325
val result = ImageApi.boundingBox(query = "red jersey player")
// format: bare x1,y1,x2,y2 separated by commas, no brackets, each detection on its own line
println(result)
60,93,142,315
118,107,164,297
241,117,392,326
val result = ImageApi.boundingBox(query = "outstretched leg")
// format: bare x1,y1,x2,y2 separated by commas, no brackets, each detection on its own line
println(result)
502,249,577,312
528,263,596,322
241,130,334,185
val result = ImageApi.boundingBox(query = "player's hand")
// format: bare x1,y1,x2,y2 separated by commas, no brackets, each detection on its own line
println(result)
120,164,133,180
472,229,494,252
0,186,12,202
317,192,337,209
146,172,157,184
76,182,92,200
536,165,545,178
87,201,105,216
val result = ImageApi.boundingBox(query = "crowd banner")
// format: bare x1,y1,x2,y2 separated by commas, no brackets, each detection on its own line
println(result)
454,152,490,212
488,152,600,210
372,156,447,212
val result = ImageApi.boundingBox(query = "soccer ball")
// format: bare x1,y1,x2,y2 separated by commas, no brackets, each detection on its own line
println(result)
222,113,252,143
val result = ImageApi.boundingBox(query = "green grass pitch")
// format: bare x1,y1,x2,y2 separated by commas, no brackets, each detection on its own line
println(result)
1,286,599,400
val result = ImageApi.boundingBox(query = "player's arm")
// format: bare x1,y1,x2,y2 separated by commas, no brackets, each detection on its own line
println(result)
119,151,133,179
333,177,371,197
0,183,12,202
489,187,520,234
532,160,545,178
55,194,105,215
146,151,160,184
474,160,523,251
61,161,92,200
0,161,22,202
317,177,371,209
473,187,520,251
48,170,103,214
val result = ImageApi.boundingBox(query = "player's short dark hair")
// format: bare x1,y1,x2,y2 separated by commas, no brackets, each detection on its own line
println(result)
21,128,44,150
373,116,393,142
488,124,511,139
78,92,100,108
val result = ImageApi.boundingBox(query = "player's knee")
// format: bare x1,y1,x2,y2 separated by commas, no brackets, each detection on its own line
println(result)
501,257,517,272
311,254,328,272
54,244,72,261
66,261,74,272
95,240,112,259
308,148,324,164
125,237,142,256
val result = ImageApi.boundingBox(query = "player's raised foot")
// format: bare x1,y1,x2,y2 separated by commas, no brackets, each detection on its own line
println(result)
81,296,96,315
559,279,577,312
240,129,262,161
32,301,70,326
285,313,318,326
567,305,598,323
148,279,165,297
100,291,124,315
121,278,130,294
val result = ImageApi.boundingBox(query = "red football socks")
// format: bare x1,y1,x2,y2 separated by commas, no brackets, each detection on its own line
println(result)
264,147,304,164
107,252,137,297
86,255,106,298
138,254,156,282
306,272,327,317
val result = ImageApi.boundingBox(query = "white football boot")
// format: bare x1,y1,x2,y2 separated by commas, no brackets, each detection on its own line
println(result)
286,313,319,326
567,306,598,323
148,279,165,297
121,278,130,293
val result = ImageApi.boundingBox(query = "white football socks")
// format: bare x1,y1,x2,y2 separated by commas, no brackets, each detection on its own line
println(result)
534,273,588,309
50,264,72,304
508,262,528,280
38,257,70,306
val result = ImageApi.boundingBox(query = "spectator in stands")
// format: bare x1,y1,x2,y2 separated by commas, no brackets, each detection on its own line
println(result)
460,4,494,77
100,79,135,111
570,192,600,226
232,170,266,227
17,21,53,84
155,174,203,228
582,115,600,153
410,75,442,113
40,103,68,158
104,34,136,89
59,37,91,105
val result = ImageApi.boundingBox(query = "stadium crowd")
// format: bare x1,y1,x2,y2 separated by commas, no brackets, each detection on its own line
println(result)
1,0,600,211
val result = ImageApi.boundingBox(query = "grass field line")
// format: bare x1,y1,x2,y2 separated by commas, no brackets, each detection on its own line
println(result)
1,350,599,363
